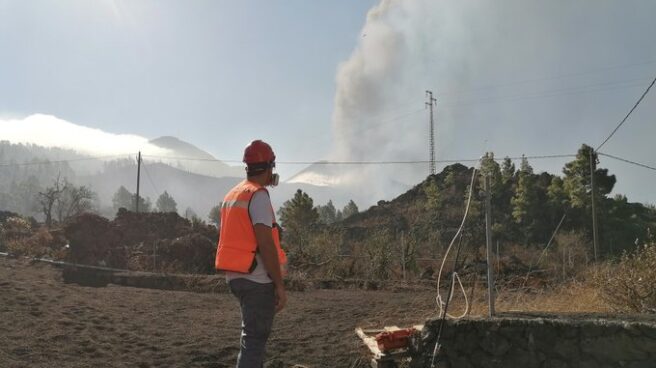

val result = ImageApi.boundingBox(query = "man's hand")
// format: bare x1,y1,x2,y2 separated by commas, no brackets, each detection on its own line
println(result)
275,284,287,313
253,223,286,312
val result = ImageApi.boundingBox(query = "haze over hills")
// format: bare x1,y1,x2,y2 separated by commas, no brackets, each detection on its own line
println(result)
81,159,355,220
147,136,245,179
0,114,384,212
0,131,361,220
285,160,415,205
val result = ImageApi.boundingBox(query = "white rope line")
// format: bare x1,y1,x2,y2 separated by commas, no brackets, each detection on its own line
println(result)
435,167,477,320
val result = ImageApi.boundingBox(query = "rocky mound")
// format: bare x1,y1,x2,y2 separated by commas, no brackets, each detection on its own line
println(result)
63,209,218,273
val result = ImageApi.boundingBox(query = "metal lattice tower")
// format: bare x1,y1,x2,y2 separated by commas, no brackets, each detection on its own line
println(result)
426,90,437,175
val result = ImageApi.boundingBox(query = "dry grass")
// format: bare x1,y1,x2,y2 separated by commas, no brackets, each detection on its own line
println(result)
5,226,69,260
493,281,608,314
429,278,609,318
593,242,656,313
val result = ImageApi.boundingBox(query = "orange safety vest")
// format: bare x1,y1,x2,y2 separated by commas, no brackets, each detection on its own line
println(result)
215,180,287,275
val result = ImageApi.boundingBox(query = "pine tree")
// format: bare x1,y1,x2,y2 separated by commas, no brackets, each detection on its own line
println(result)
184,207,197,219
562,144,617,251
278,189,319,255
342,200,359,219
547,176,568,216
278,189,319,229
156,191,177,213
112,186,133,212
132,195,152,213
563,144,616,209
479,152,503,197
208,204,221,226
501,156,516,184
317,200,337,224
511,156,538,242
423,179,441,212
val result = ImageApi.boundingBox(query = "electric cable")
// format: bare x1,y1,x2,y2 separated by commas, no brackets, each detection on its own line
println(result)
596,75,656,151
435,59,656,98
141,160,161,196
0,152,576,168
430,167,477,367
435,167,477,319
0,154,131,167
348,105,424,125
513,213,567,306
440,77,652,109
597,152,656,172
139,153,576,166
345,108,425,137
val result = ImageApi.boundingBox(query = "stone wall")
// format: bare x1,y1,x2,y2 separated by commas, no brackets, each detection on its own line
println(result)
410,313,656,368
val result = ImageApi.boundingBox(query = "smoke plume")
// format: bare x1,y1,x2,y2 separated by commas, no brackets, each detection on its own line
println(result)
326,0,656,205
0,114,171,157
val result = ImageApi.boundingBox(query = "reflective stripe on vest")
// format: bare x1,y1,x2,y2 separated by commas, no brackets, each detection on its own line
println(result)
215,180,287,274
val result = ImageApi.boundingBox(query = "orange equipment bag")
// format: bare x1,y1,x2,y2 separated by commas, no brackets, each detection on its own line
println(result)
375,328,417,352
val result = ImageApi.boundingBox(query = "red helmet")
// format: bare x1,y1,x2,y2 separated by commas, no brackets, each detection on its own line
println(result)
243,140,276,164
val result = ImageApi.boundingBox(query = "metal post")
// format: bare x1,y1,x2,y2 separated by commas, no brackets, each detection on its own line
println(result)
426,91,437,175
400,230,406,282
589,147,598,262
496,240,500,274
484,175,496,317
136,151,141,213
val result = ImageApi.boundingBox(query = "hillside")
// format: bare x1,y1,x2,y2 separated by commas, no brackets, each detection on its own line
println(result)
285,160,413,206
80,160,355,220
148,136,245,178
0,140,364,220
343,163,473,230
311,152,656,265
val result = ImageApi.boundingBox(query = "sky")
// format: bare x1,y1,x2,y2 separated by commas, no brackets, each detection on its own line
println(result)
0,0,376,164
1,0,655,206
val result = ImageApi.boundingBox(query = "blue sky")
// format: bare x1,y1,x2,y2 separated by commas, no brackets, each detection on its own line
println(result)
1,0,656,206
0,0,376,163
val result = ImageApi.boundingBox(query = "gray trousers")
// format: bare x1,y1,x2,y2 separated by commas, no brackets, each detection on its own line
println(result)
228,278,276,368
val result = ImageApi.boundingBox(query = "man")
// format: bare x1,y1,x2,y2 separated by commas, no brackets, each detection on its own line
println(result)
215,139,288,368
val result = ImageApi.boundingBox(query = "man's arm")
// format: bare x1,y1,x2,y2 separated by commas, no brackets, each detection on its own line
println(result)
254,224,286,312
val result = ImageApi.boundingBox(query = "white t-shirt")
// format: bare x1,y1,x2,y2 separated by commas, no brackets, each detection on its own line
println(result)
225,190,275,284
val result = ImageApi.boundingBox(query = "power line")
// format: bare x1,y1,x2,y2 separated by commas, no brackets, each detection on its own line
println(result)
365,59,656,108
311,73,654,149
141,161,161,195
597,152,656,172
0,154,130,168
347,108,424,136
596,75,656,151
0,151,576,168
349,104,423,124
141,153,576,165
336,77,651,138
437,59,656,98
440,76,652,109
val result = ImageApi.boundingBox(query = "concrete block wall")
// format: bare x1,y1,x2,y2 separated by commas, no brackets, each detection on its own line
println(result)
410,314,656,368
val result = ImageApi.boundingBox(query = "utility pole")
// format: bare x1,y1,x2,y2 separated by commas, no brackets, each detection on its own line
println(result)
484,175,496,317
400,230,406,282
496,240,500,274
136,151,142,213
426,90,437,175
589,147,599,262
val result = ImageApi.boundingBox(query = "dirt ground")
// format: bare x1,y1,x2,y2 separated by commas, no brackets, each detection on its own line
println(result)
0,257,439,368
